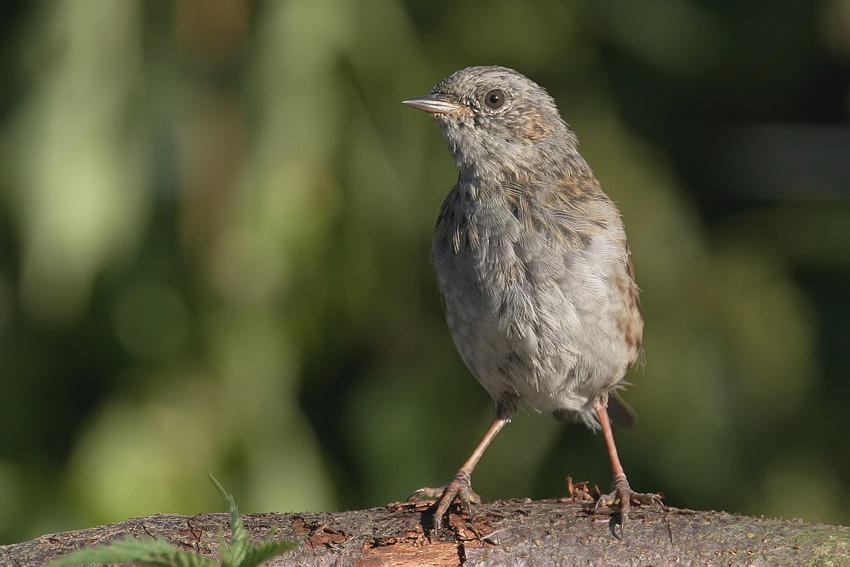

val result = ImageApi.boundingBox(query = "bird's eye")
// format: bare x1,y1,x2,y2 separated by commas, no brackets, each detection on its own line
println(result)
484,89,506,109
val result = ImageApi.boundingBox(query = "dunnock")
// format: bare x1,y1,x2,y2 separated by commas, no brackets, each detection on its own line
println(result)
403,66,661,534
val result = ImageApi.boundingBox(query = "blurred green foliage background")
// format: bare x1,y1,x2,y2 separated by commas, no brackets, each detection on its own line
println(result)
1,0,849,545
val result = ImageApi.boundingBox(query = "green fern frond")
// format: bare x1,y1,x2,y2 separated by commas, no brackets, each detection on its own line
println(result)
44,476,299,567
236,538,299,567
44,534,217,567
209,474,251,566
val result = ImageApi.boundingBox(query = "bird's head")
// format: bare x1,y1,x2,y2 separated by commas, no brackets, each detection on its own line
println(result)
403,66,582,180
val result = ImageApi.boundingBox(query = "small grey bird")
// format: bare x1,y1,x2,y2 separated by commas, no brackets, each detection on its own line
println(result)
403,66,661,534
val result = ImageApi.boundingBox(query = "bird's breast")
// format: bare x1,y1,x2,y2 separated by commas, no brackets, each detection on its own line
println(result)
432,182,641,415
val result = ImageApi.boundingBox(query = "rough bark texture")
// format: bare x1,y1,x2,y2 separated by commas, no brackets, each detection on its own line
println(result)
2,499,848,567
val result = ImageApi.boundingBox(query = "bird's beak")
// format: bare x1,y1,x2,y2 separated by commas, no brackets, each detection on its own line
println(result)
402,94,467,115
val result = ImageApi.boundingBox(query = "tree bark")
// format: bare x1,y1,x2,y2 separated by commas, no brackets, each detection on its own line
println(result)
2,499,848,567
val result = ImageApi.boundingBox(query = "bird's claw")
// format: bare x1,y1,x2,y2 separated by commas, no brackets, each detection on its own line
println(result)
407,486,442,501
407,471,481,534
594,475,663,538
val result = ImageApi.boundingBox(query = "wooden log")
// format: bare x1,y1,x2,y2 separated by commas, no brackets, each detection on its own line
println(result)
2,499,848,567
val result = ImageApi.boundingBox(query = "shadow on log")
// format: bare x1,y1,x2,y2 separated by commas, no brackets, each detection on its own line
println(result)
2,499,849,567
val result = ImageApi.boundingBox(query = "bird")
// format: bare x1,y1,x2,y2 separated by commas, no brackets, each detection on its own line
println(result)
402,66,662,535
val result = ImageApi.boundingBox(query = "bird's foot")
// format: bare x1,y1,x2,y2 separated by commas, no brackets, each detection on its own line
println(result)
594,473,664,538
407,471,481,533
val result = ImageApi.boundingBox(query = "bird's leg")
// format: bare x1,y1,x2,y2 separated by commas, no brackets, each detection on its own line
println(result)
594,400,663,536
408,416,509,533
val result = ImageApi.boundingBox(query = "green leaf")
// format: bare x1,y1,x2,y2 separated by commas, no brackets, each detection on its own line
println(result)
44,534,218,567
237,538,299,567
209,474,250,567
43,478,299,567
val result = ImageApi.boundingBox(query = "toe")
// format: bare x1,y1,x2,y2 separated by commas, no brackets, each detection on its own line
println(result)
407,486,446,501
631,491,665,506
